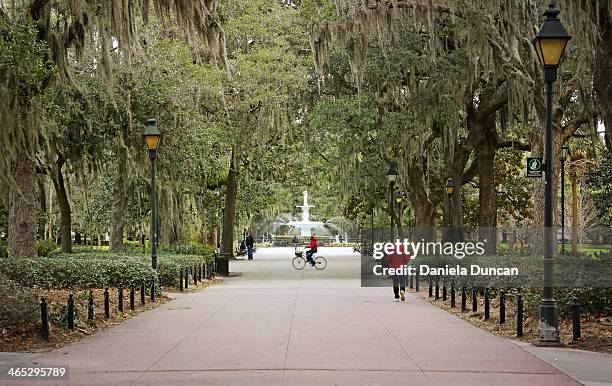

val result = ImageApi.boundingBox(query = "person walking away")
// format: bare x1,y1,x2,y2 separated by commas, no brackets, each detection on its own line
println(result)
292,235,299,249
305,235,318,267
385,249,410,301
246,232,255,260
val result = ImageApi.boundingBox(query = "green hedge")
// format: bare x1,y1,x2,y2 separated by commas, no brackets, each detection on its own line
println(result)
0,246,214,290
0,255,158,289
0,273,38,329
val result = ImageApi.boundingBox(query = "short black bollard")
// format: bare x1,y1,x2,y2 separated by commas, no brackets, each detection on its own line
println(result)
205,262,210,279
193,266,197,285
442,281,447,302
517,294,524,337
435,279,440,300
130,286,135,311
461,287,467,312
150,280,156,302
499,291,506,324
428,276,433,297
118,287,124,313
472,287,477,313
415,269,420,292
180,269,184,291
184,268,189,289
409,273,413,291
67,293,74,330
104,288,110,319
199,264,203,282
212,260,216,278
140,282,146,306
40,297,49,341
572,297,581,340
484,288,490,320
450,281,455,308
88,290,94,321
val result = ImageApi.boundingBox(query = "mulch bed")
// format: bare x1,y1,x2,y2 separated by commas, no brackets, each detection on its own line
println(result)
0,278,222,352
414,289,612,354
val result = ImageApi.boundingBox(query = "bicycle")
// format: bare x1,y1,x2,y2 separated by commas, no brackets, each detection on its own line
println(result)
292,248,327,270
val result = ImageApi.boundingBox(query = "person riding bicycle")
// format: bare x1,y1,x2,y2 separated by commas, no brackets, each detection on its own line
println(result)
305,234,318,267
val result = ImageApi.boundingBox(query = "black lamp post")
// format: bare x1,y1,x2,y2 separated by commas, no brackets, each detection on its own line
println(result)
143,118,161,270
394,190,404,237
532,2,571,344
445,178,455,241
560,145,569,255
387,164,399,241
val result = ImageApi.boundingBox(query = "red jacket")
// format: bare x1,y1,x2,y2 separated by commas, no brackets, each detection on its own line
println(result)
385,251,410,269
307,238,318,251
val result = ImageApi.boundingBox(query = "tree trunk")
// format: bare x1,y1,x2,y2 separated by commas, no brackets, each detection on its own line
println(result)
405,162,436,241
222,149,239,258
50,155,72,253
110,130,128,252
594,3,612,150
475,114,498,255
8,147,38,258
444,142,470,241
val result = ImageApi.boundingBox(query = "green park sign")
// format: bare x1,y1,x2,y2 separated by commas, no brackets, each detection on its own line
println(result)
527,157,543,177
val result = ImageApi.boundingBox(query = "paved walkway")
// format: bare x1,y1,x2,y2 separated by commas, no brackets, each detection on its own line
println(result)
1,247,610,385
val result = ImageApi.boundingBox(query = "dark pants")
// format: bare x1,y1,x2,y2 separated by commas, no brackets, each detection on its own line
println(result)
247,246,254,260
392,274,406,298
306,250,315,265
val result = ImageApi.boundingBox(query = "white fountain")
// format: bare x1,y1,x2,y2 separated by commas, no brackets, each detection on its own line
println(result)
287,191,324,236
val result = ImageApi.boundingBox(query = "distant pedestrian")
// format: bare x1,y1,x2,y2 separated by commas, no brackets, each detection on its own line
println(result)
246,232,255,260
385,249,410,301
292,235,299,249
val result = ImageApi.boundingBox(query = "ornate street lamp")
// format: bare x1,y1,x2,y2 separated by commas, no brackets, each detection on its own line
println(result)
445,178,455,241
560,145,570,255
394,190,404,235
532,2,571,345
387,164,399,240
143,118,161,270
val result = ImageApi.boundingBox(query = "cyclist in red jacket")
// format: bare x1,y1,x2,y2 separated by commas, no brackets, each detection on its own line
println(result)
305,235,318,267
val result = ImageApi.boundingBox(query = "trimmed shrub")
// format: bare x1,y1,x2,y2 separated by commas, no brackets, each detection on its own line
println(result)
0,274,38,329
37,240,58,257
0,255,158,289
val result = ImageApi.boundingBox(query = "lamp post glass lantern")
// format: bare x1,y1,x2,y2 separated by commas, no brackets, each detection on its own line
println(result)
144,118,161,270
387,164,399,240
532,2,571,344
